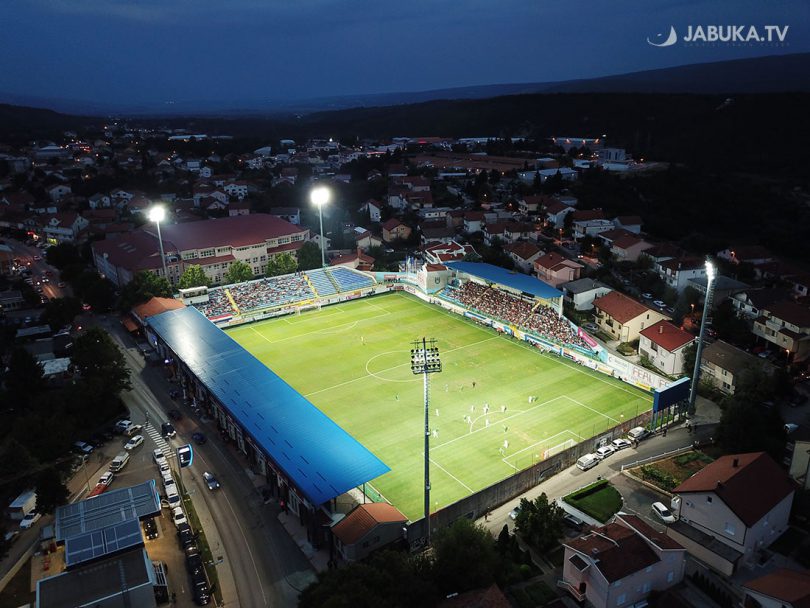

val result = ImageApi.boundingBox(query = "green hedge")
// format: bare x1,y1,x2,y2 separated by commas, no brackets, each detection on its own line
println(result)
639,465,677,490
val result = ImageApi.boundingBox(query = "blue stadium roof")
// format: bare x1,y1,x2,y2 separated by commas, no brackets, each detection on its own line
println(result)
445,262,563,300
147,307,390,506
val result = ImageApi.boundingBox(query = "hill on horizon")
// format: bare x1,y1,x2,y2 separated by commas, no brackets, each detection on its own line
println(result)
0,52,808,117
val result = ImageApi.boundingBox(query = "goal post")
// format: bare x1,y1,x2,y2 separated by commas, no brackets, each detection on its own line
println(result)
542,438,576,461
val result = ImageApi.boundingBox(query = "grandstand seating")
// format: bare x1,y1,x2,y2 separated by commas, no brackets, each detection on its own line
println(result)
306,268,337,297
329,267,375,292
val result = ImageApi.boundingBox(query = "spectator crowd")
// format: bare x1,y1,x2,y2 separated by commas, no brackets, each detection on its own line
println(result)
443,282,591,350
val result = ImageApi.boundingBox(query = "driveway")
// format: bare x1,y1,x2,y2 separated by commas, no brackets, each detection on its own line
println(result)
610,471,671,531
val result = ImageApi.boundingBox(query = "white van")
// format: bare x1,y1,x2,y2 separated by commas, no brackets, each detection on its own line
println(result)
576,453,599,471
109,451,130,472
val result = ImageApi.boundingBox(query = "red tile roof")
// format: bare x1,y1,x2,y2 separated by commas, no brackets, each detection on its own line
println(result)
145,214,303,252
132,296,185,319
593,291,651,324
544,199,570,214
615,514,683,550
505,241,541,260
764,300,810,328
640,321,695,352
744,568,810,607
565,522,660,583
534,251,582,272
616,215,643,226
674,452,795,527
438,584,511,608
660,257,705,272
571,209,605,221
382,218,404,231
331,503,407,546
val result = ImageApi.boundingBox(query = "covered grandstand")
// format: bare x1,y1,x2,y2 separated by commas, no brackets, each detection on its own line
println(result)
146,306,390,547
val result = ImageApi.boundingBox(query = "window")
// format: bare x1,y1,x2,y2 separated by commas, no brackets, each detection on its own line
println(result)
724,522,736,536
707,496,712,503
642,582,651,593
616,593,626,606
667,571,674,583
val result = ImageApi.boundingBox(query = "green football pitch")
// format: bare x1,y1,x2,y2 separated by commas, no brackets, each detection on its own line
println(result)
227,292,652,520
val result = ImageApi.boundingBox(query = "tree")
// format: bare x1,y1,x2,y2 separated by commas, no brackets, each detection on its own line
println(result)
431,517,499,594
45,243,82,270
5,348,45,407
35,467,69,515
296,241,323,271
682,342,697,378
118,271,172,310
514,493,564,551
223,260,254,285
266,252,297,277
71,327,131,394
41,296,82,330
178,265,210,289
82,275,117,312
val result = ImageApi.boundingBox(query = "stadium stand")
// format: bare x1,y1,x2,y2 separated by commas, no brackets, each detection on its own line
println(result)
329,267,375,292
306,268,338,297
228,274,314,312
441,281,590,350
194,288,234,318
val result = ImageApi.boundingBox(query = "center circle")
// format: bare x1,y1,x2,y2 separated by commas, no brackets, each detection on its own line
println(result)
365,351,418,383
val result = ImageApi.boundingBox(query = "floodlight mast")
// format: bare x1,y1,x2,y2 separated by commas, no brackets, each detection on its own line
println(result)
688,259,716,415
410,338,441,548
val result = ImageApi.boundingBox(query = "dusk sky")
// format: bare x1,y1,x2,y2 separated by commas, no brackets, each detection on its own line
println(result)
2,0,809,108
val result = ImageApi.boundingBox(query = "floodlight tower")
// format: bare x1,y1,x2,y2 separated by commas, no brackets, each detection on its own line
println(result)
410,338,441,547
688,259,716,415
148,205,169,283
310,186,330,267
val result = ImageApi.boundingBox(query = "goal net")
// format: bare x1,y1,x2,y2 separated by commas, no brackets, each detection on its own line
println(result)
542,438,576,460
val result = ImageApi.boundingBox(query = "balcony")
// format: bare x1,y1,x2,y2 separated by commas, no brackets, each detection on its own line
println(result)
557,579,587,602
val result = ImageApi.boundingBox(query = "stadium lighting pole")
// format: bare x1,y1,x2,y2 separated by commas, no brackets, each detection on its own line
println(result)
310,186,330,267
411,338,441,547
148,205,169,283
688,259,716,416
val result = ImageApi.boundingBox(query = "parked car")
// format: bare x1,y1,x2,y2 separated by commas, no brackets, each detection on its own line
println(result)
641,292,652,300
123,424,143,437
172,507,188,528
73,441,94,455
97,472,114,488
652,501,677,524
192,432,206,445
628,426,650,441
563,513,585,531
153,448,167,466
143,517,158,540
595,445,615,460
652,300,666,309
124,435,144,451
19,512,41,529
177,523,196,549
582,322,599,333
161,422,176,438
611,438,632,451
509,504,522,520
114,419,133,434
203,472,220,491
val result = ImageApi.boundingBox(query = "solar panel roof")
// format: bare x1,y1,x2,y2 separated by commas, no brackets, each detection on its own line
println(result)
147,306,390,506
55,480,160,542
445,261,563,300
64,518,143,568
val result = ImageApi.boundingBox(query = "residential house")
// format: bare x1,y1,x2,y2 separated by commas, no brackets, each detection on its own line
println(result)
420,225,456,246
518,194,551,215
270,207,300,226
503,222,535,244
658,258,707,293
47,184,71,202
88,193,111,209
742,568,810,608
613,215,643,234
382,218,411,243
127,195,152,214
331,503,408,562
43,212,89,244
639,321,696,376
560,278,613,311
359,199,382,223
330,249,375,272
354,229,383,252
228,201,250,217
752,300,810,362
309,232,331,253
598,230,652,262
438,585,511,608
462,211,485,234
787,274,810,299
482,222,508,246
535,167,577,183
396,175,431,192
534,252,584,288
784,426,810,490
387,185,410,210
1,191,35,208
688,275,749,309
573,218,615,240
717,245,774,267
543,199,575,228
593,291,667,343
223,180,249,200
560,513,685,607
505,242,542,273
110,188,134,206
669,452,794,574
639,242,684,268
700,340,775,395
92,214,308,287
730,287,791,320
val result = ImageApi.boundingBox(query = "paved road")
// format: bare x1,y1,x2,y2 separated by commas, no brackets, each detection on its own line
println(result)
101,315,313,608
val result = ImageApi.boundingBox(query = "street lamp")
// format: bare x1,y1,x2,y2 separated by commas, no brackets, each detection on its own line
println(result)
310,186,330,267
148,205,169,283
688,259,716,415
410,338,441,547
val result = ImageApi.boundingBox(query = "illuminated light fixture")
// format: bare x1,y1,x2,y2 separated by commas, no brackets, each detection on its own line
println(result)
310,186,330,267
148,205,169,282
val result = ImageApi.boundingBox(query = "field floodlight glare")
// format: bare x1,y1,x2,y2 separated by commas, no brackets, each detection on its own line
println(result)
310,186,331,267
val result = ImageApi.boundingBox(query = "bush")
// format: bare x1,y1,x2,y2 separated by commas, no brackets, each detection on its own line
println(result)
639,465,677,490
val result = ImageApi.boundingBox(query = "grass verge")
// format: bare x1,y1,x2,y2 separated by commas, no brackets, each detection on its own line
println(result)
563,480,622,523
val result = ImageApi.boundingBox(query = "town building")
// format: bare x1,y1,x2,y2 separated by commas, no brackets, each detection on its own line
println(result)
742,568,810,608
700,340,775,394
752,300,810,363
592,291,667,343
331,502,408,562
534,252,583,287
560,278,612,311
639,320,696,376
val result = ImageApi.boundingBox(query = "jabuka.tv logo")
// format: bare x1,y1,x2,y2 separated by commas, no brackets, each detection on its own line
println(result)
647,25,789,47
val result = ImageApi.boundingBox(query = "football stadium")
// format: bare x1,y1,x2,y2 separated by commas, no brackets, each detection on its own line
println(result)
147,261,671,546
